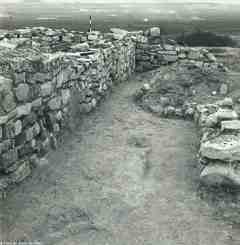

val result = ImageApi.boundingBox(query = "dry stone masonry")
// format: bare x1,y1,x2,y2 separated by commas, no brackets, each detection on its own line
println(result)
0,27,136,195
136,53,240,186
195,98,240,186
0,25,229,195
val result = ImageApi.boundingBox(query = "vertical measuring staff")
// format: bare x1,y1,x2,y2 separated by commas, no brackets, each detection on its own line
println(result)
89,15,92,33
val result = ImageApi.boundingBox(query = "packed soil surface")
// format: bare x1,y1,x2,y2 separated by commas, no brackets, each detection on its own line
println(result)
2,71,240,245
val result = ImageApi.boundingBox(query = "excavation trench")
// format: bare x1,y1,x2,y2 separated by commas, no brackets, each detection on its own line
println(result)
1,71,240,245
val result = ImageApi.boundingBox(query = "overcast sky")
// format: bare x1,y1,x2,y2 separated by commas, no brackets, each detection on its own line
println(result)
1,0,240,3
0,0,240,4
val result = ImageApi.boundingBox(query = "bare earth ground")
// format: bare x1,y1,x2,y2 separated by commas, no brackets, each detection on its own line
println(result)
2,71,240,244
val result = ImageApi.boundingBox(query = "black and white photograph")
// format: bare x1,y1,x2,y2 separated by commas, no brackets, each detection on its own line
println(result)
1,0,240,244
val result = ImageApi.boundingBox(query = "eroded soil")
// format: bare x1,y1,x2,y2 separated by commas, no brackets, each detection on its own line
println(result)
2,71,240,245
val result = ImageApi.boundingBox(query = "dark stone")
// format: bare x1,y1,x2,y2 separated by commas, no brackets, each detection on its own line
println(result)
0,149,18,172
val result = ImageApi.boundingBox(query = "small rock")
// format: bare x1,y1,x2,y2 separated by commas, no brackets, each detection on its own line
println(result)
41,82,52,97
185,107,195,118
9,160,31,184
149,105,163,114
14,120,22,136
165,106,175,116
205,113,218,128
71,42,89,52
206,53,217,63
48,97,61,110
15,83,30,102
160,97,170,106
149,27,161,37
16,103,32,118
142,83,151,91
175,108,184,118
218,97,233,108
220,83,228,95
61,89,71,105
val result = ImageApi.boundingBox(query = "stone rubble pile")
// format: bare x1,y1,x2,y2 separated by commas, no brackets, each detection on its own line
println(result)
136,59,228,119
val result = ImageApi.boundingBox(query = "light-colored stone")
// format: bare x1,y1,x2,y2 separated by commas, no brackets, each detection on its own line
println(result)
221,120,240,131
205,113,218,128
163,55,178,63
110,28,128,40
200,164,240,186
61,89,71,105
149,27,161,37
0,116,9,125
215,108,238,121
220,83,228,95
14,120,22,136
48,97,61,110
217,97,233,108
16,103,32,118
200,134,240,161
71,42,89,52
206,52,217,63
142,83,151,91
41,82,52,97
9,160,31,184
31,98,42,109
188,50,201,60
15,83,30,102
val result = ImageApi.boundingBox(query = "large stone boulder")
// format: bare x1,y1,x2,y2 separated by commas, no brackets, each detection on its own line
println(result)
200,134,240,161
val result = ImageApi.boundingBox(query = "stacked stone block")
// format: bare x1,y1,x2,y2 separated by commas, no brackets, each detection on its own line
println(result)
0,31,135,195
135,42,218,72
195,98,240,186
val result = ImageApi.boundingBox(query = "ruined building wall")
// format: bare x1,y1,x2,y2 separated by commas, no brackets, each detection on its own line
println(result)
0,26,220,194
0,34,135,193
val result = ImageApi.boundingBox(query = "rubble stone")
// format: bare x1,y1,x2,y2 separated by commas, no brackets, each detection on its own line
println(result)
150,27,161,37
15,83,30,102
200,134,240,161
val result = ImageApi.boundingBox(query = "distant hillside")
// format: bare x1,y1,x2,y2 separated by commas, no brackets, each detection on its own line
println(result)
176,30,237,47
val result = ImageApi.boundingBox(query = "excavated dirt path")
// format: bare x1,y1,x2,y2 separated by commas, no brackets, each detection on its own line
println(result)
2,72,240,245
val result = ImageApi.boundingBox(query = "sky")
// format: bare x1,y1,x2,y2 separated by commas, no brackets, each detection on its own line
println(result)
0,0,240,6
0,0,240,3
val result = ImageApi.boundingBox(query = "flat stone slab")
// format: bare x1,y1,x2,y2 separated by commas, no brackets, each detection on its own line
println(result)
215,108,238,121
200,134,240,161
221,120,240,131
201,164,240,186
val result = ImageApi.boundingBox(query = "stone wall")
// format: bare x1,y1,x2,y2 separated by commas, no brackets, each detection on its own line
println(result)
0,28,135,195
0,26,226,195
134,27,217,72
195,98,240,186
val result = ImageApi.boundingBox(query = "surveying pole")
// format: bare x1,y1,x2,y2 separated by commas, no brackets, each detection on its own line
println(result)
89,15,92,33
